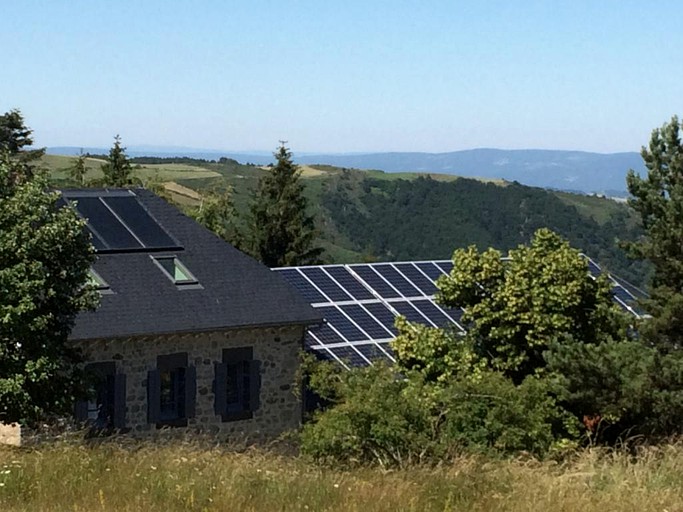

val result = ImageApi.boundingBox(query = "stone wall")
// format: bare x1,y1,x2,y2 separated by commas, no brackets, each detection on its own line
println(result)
0,423,21,446
72,324,305,441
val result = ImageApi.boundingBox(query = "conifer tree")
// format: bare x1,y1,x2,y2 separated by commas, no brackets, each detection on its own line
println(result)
101,135,134,187
69,150,88,186
248,143,323,267
626,116,683,350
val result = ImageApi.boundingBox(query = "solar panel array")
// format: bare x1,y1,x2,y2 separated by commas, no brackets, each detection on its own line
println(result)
62,191,181,253
275,257,647,369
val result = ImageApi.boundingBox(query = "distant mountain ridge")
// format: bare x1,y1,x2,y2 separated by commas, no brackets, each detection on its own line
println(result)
47,146,645,195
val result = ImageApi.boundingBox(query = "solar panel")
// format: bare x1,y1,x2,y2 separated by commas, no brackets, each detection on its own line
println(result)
352,265,402,299
276,268,327,304
300,267,353,302
317,306,368,342
274,257,646,369
325,266,376,301
391,300,435,326
355,343,393,364
415,261,446,280
436,261,454,274
340,304,394,339
394,263,438,295
73,197,143,251
373,264,423,297
363,302,399,335
102,196,179,249
64,191,180,253
411,299,457,329
329,345,368,367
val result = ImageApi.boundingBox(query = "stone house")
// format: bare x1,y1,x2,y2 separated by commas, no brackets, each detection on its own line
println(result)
63,188,320,440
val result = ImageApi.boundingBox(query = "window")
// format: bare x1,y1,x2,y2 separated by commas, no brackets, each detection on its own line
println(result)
147,352,196,427
88,269,114,295
74,362,126,430
214,347,261,421
151,256,200,288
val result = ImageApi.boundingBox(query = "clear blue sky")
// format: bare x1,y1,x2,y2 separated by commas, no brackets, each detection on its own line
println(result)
2,1,682,153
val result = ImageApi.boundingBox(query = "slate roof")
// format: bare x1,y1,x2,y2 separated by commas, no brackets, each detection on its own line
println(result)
65,188,322,341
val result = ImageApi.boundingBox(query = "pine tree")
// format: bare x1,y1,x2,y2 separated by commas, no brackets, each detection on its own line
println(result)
69,150,88,186
248,144,323,267
101,135,134,187
626,116,683,350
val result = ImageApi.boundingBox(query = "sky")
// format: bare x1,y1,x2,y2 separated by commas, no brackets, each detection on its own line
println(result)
2,1,683,154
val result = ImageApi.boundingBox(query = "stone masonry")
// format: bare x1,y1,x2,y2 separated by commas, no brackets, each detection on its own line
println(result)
72,324,306,441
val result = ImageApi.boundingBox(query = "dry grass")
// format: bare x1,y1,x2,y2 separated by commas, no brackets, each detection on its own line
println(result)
1,441,683,511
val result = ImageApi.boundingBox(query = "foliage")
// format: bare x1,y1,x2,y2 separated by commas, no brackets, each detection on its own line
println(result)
626,116,683,350
394,229,627,383
300,360,576,466
248,144,323,267
0,152,97,424
191,186,243,248
100,135,136,187
546,338,683,441
321,171,648,286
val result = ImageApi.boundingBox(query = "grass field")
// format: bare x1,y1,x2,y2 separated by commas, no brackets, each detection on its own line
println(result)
1,441,683,511
42,155,222,183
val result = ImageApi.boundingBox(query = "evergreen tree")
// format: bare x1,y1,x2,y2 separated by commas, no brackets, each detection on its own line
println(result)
248,144,323,267
69,150,88,186
0,109,45,181
626,116,683,350
0,151,97,425
101,135,134,187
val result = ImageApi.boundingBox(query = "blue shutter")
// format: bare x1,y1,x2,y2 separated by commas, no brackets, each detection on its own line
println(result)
147,369,161,424
214,362,227,416
113,373,127,429
74,400,88,422
249,360,262,412
185,366,197,418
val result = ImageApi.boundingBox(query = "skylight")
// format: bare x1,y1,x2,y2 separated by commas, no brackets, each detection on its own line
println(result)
152,256,199,287
88,269,113,294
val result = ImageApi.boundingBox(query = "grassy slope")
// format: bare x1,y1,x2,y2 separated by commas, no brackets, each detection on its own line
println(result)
1,442,683,511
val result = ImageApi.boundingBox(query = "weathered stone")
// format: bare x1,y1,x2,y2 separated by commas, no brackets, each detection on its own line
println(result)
72,324,305,442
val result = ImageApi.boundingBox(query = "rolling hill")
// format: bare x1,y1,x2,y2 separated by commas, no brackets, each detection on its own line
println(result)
42,153,650,287
48,147,645,195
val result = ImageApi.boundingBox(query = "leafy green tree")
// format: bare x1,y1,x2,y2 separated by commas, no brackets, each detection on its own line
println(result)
0,152,97,425
394,229,627,383
248,144,323,267
193,186,243,249
101,135,135,187
626,116,683,350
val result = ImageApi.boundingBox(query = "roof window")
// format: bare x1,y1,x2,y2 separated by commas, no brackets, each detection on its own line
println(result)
152,256,200,288
88,269,114,295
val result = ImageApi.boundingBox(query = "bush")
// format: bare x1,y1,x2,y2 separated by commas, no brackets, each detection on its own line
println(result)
546,338,683,441
300,361,577,466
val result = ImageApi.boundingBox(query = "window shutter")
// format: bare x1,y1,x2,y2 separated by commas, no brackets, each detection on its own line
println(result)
147,369,161,424
74,400,88,422
185,366,197,419
113,373,127,429
249,360,262,412
214,362,227,415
